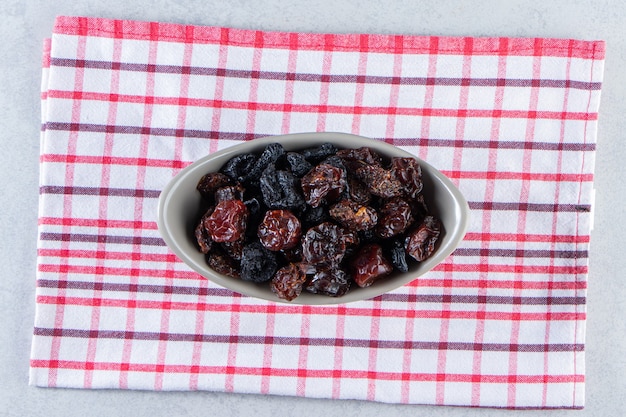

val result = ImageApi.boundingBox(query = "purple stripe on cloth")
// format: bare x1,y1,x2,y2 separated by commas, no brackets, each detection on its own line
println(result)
36,279,586,306
32,327,584,352
43,122,596,151
39,232,165,246
50,58,602,91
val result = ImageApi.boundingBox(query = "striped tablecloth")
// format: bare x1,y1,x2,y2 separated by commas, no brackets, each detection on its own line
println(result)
31,16,604,409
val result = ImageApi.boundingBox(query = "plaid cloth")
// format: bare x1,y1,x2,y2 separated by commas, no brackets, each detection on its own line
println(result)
31,16,605,409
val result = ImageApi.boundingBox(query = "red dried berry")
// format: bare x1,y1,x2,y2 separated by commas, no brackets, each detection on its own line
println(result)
204,199,249,243
270,263,308,301
257,209,302,251
376,197,414,239
350,243,393,288
302,222,353,266
405,216,441,261
301,163,346,207
196,172,232,199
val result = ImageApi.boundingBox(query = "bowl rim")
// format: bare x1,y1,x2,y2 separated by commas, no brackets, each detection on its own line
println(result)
157,132,470,305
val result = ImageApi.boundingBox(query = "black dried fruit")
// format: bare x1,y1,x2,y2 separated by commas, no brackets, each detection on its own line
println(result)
243,142,285,183
221,153,257,182
240,241,278,283
301,142,337,163
286,152,313,177
260,165,305,210
386,238,408,272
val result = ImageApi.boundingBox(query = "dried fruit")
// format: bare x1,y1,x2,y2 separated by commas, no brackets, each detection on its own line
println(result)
301,163,346,207
329,199,378,232
194,207,214,253
350,244,393,288
257,209,301,251
194,141,443,300
286,152,313,177
305,267,350,297
204,199,248,242
196,172,232,199
405,216,441,261
302,222,352,267
260,165,305,210
270,263,308,301
207,249,240,279
391,157,423,198
376,197,414,239
355,164,404,199
240,241,278,283
221,153,257,182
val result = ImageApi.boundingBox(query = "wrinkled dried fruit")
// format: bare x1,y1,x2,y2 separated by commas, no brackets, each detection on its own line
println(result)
260,165,305,210
391,157,423,198
270,263,308,301
301,163,346,207
350,244,393,288
376,197,414,239
221,153,257,182
214,184,245,203
194,207,214,253
329,199,378,232
301,142,337,163
244,142,285,183
302,222,352,267
305,267,350,297
286,152,313,177
207,249,240,279
240,241,278,283
405,216,441,261
197,172,232,199
386,238,408,272
355,164,404,199
258,209,301,251
337,147,383,172
204,199,248,242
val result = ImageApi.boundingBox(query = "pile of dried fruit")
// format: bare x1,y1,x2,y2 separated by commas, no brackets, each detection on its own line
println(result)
194,142,441,301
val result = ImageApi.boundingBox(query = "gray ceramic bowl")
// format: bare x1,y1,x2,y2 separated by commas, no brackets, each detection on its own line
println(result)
157,132,469,305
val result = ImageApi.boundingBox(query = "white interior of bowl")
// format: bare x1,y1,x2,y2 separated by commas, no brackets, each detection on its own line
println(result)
157,132,469,305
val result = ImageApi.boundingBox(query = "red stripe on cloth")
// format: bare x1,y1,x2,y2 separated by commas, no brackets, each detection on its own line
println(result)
53,16,605,59
29,358,585,385
46,90,599,120
35,296,586,321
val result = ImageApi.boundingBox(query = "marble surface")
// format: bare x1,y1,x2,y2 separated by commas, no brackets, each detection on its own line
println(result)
1,1,624,416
